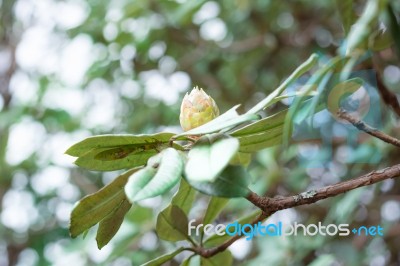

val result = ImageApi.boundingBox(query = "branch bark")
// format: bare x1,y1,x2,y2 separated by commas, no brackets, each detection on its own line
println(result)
193,163,400,258
337,109,400,148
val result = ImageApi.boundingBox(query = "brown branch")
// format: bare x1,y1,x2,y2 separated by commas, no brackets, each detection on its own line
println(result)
376,73,400,117
193,163,400,258
337,109,400,148
247,164,400,212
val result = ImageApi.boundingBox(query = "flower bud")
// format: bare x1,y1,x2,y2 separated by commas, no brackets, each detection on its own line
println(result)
180,86,220,131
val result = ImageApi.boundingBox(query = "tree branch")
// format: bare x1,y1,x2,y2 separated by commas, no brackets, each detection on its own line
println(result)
194,163,400,258
337,109,400,148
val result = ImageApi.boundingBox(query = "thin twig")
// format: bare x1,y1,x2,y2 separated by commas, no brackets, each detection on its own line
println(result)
376,72,400,117
337,109,400,148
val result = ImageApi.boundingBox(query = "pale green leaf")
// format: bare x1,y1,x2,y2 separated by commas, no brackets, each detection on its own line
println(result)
185,135,239,182
133,148,184,201
176,111,260,137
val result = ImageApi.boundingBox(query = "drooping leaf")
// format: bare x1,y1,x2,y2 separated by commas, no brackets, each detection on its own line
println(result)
140,247,185,266
185,134,239,183
96,199,131,249
69,167,140,238
156,180,196,242
65,132,174,157
200,250,233,266
133,148,184,201
156,205,190,242
203,197,229,225
124,154,161,203
187,165,250,198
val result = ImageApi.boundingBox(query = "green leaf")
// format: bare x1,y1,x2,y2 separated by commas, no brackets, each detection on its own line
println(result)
185,135,239,182
96,199,131,249
69,167,140,238
203,197,229,225
75,148,157,171
156,180,196,242
326,78,363,115
204,210,262,247
65,132,174,157
171,179,196,214
229,152,251,167
231,109,287,137
124,154,161,203
336,0,356,34
156,205,190,242
176,107,260,137
140,247,185,266
133,148,184,201
200,250,233,266
345,0,386,55
239,134,282,153
246,53,319,114
187,165,250,198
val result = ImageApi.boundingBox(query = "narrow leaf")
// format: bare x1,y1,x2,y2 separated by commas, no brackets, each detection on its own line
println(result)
69,167,140,238
140,247,185,266
239,134,282,153
96,199,131,249
176,112,260,137
246,53,319,114
231,109,286,136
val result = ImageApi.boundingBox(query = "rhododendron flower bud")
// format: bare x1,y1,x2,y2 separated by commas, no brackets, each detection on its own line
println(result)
179,87,220,131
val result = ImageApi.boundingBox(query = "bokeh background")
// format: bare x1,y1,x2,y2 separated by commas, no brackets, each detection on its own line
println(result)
1,0,400,265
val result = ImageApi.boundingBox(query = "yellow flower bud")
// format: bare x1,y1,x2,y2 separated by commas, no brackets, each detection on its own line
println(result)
179,86,220,131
